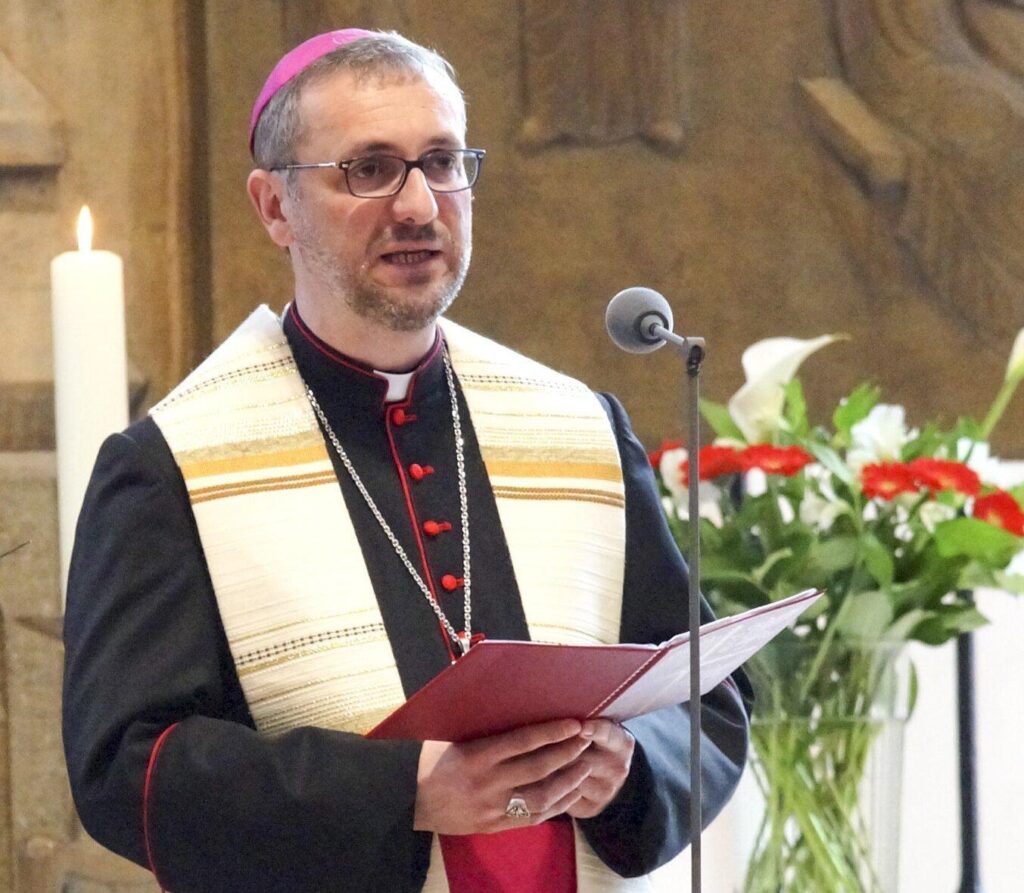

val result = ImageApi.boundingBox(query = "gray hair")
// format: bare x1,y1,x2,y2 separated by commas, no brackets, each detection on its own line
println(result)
252,32,464,171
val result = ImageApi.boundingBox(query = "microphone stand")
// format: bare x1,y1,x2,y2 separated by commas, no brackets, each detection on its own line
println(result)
652,324,707,893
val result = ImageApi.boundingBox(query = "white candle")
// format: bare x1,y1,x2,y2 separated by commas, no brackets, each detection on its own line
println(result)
51,206,129,603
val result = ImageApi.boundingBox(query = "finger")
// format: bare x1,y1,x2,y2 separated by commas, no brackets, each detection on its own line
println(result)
494,786,584,831
536,786,585,821
573,739,633,789
565,796,605,820
482,718,583,762
515,757,592,815
561,772,624,820
580,718,633,752
574,773,619,805
502,735,592,788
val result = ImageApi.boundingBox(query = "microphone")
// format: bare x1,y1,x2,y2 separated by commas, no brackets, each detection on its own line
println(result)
605,286,706,359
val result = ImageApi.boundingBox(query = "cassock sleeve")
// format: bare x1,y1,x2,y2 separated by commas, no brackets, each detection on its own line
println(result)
62,421,433,893
576,393,754,877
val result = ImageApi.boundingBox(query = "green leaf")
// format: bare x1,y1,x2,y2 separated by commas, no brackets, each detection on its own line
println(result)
698,398,745,441
861,533,895,588
804,441,854,486
934,517,1020,567
883,609,931,643
993,571,1024,595
783,379,809,437
836,589,894,640
833,384,880,445
911,606,989,645
889,546,967,612
807,536,860,575
954,416,984,441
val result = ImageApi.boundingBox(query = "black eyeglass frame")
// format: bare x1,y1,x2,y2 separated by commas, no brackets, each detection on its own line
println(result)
269,148,486,198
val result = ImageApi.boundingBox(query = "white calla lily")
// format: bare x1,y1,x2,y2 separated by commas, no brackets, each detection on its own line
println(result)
728,334,843,441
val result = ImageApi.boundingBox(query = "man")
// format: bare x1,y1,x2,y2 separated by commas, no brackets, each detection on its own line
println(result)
63,29,751,892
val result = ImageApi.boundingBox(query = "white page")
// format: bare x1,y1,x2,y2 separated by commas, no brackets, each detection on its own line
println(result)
599,588,823,721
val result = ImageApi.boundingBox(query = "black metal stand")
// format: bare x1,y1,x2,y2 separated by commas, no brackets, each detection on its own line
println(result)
956,591,982,892
653,326,707,893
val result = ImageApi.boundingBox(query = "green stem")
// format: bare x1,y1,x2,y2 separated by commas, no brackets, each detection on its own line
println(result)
980,375,1022,440
746,647,901,891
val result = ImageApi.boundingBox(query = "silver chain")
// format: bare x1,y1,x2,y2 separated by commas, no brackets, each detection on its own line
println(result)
303,344,472,656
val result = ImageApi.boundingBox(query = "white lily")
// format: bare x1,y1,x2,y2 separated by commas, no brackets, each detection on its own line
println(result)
847,404,916,471
728,334,843,441
659,446,726,526
799,488,843,532
917,500,957,533
658,447,689,501
955,438,990,473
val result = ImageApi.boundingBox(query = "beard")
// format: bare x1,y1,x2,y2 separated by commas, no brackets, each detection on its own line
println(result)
294,217,471,333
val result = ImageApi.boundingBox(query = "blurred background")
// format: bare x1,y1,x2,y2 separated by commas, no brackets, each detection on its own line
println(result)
1,1,1021,890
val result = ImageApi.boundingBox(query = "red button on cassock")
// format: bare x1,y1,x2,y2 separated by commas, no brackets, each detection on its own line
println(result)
441,574,464,592
423,520,453,536
409,463,435,481
391,407,416,426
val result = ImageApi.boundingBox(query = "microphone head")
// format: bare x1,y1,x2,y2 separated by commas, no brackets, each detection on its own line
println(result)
606,287,674,354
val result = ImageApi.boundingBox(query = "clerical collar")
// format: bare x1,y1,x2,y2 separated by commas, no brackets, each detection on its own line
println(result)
283,302,445,412
375,370,414,402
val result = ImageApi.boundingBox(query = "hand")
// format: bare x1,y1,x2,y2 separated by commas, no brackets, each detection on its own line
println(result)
414,719,594,835
565,719,635,819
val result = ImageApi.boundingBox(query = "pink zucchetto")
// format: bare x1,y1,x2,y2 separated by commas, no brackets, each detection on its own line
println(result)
248,28,377,155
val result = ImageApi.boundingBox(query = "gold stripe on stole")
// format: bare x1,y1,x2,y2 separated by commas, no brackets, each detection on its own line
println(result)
180,444,328,480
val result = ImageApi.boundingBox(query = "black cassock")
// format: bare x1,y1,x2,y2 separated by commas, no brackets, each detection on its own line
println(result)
63,305,753,892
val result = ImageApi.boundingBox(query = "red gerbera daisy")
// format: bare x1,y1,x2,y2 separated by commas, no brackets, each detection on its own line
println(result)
739,444,815,477
861,462,918,500
973,490,1024,536
680,445,745,485
908,458,981,496
648,438,684,469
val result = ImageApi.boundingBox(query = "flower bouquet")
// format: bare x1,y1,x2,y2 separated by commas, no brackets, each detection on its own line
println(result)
651,332,1024,892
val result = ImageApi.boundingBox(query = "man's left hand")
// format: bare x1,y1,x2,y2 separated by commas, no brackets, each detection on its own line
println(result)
565,719,635,819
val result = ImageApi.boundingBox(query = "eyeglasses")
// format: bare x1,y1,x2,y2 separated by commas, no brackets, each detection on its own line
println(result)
270,148,485,198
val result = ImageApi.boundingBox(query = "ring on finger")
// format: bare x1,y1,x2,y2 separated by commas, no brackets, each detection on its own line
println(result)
504,796,531,818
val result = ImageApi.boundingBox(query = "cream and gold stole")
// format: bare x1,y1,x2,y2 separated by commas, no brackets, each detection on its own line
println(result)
151,306,657,891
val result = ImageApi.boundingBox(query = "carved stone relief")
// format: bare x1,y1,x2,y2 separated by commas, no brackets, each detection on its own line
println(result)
0,51,62,169
520,0,688,152
801,0,1024,348
962,0,1024,79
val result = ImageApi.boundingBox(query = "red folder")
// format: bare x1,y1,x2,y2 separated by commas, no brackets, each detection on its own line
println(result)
368,588,822,742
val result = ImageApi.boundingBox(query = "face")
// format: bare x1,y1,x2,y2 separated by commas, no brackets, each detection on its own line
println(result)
281,69,472,334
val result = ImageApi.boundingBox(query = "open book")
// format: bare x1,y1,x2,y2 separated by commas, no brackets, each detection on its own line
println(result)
368,588,822,742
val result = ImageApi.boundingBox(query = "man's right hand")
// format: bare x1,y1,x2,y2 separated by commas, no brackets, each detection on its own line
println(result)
413,719,592,835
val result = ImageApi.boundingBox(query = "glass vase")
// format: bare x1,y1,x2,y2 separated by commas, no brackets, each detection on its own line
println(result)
741,639,912,893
